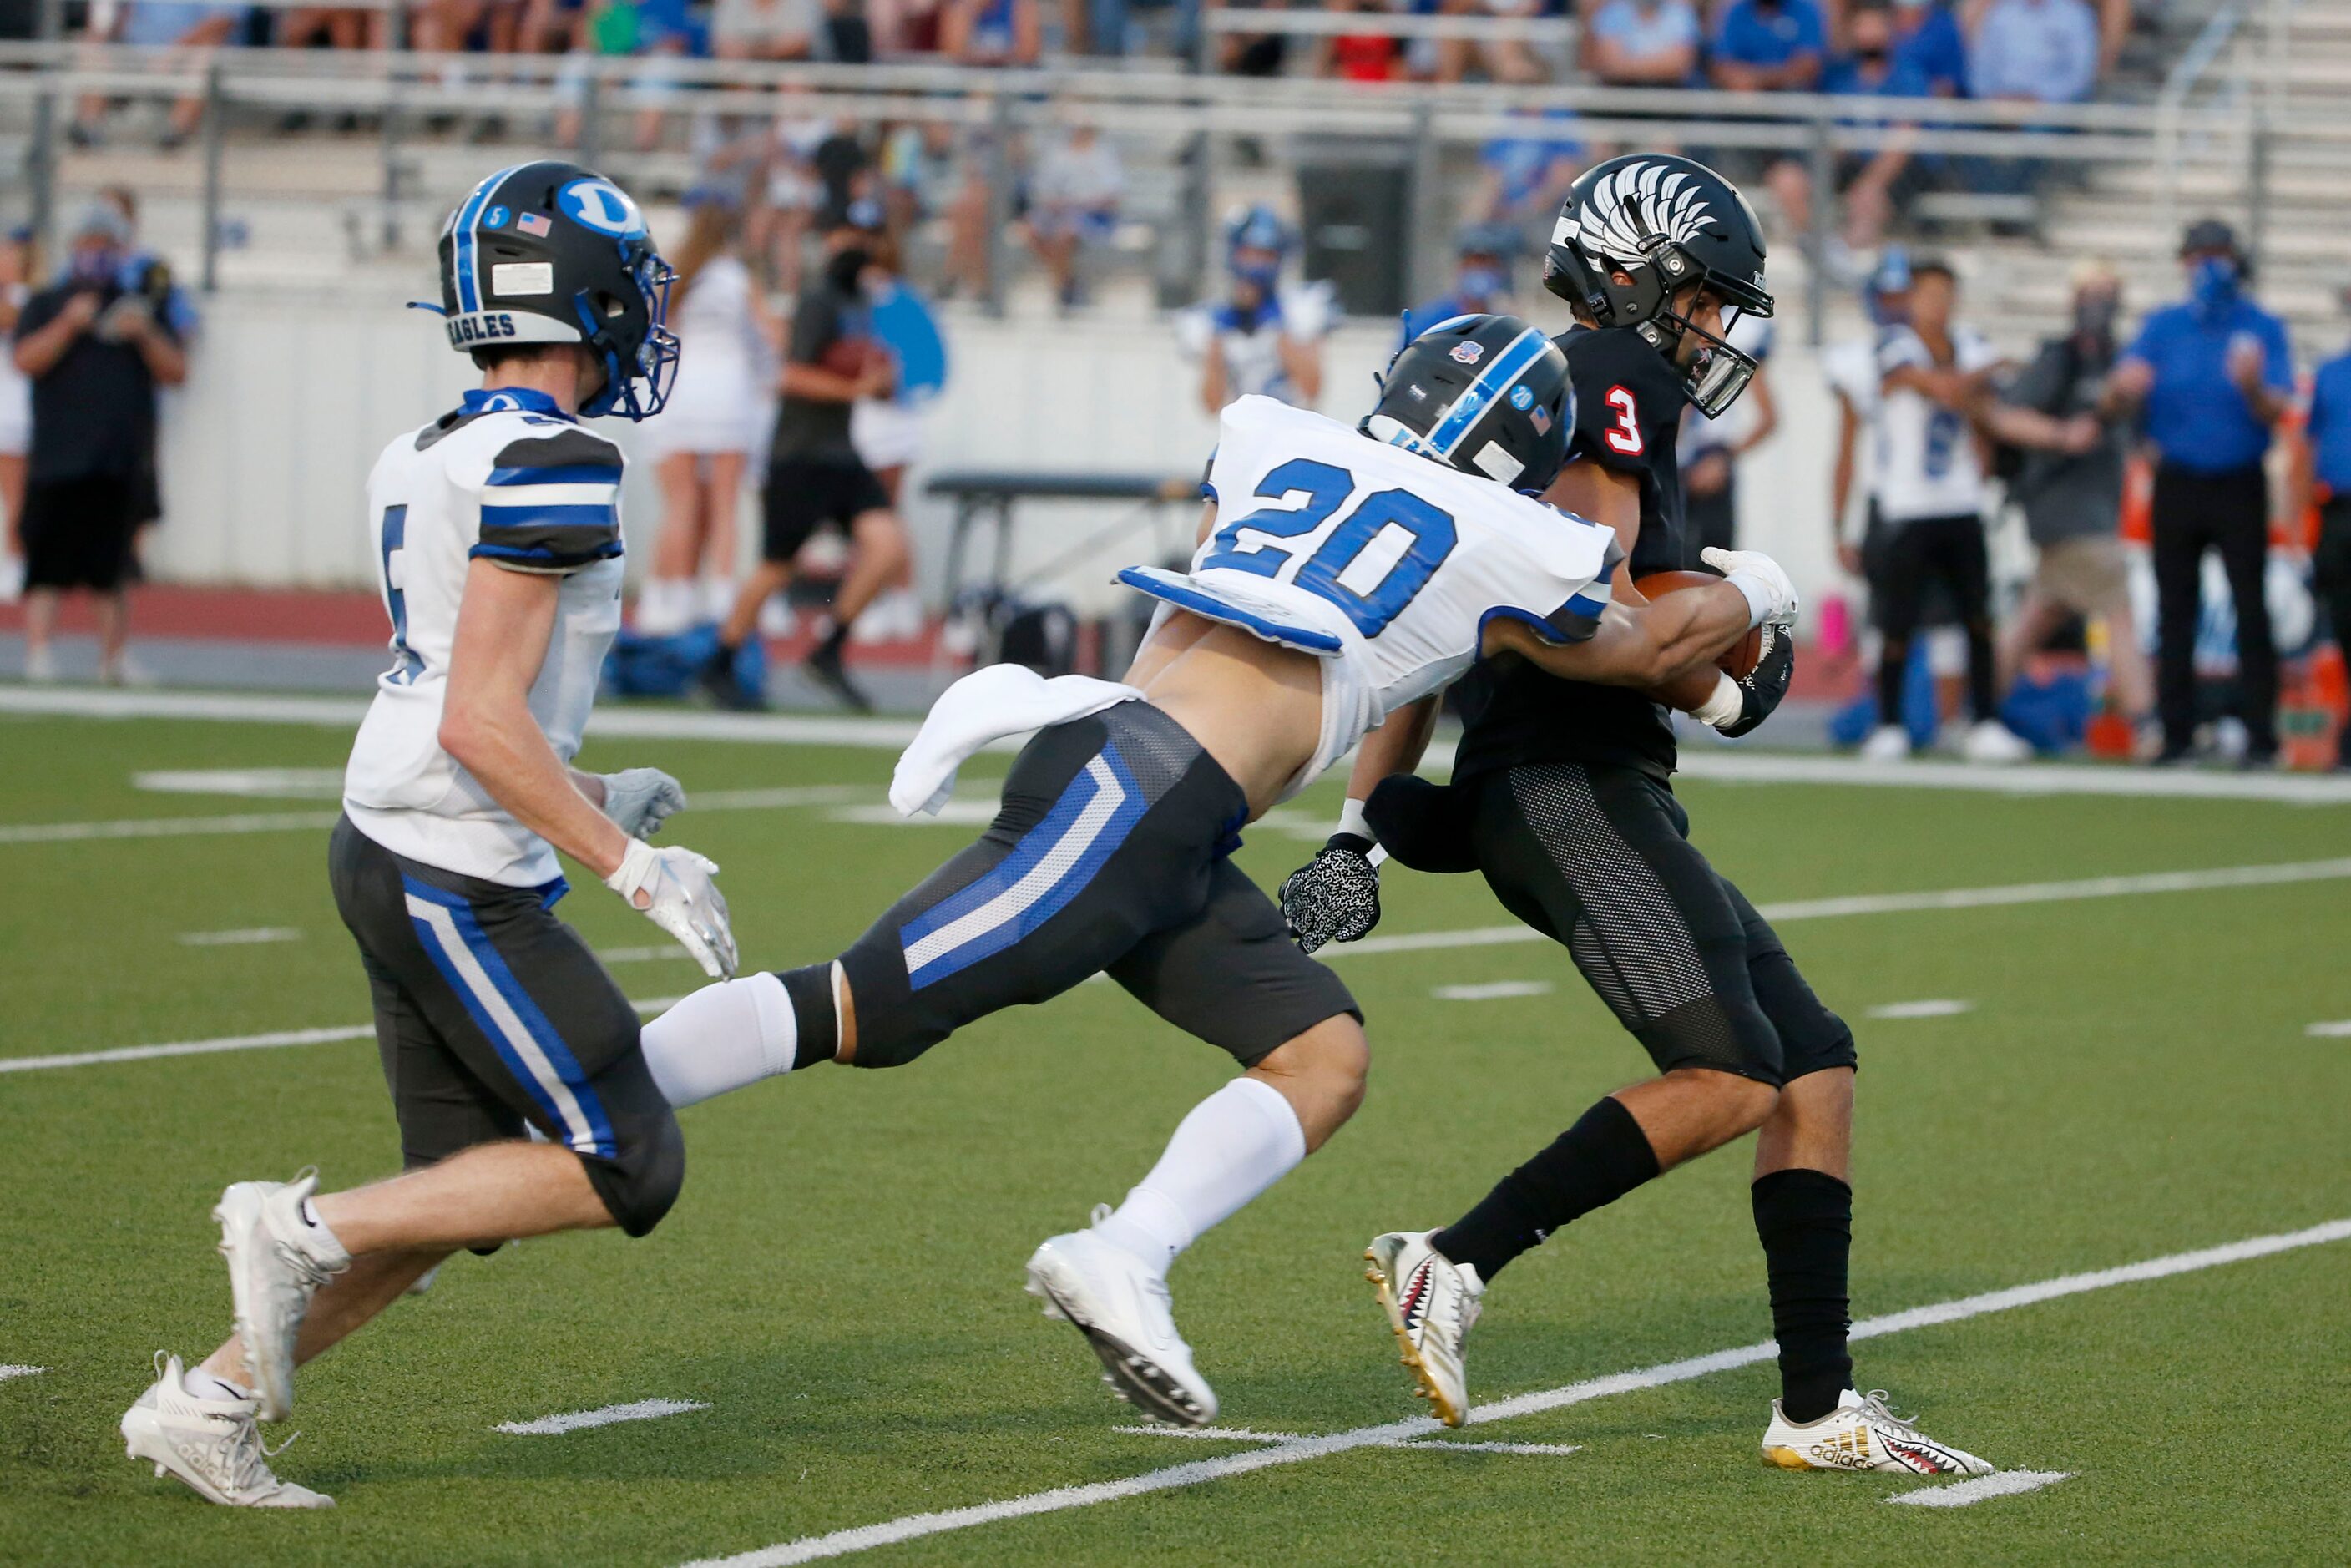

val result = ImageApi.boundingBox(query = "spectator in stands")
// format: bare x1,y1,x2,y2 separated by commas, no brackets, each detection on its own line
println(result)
1583,0,1701,90
2106,218,2292,766
1976,259,2152,736
1815,2,1934,252
1889,0,1967,94
1433,0,1548,86
12,203,186,685
73,1,250,150
1312,0,1404,82
278,1,391,52
2295,291,2351,771
879,119,992,301
1399,223,1519,346
941,0,1040,63
0,229,32,605
1175,205,1333,413
713,0,823,58
639,197,781,638
1215,0,1289,75
1709,0,1826,242
1472,105,1585,235
1964,0,2099,105
1021,116,1123,310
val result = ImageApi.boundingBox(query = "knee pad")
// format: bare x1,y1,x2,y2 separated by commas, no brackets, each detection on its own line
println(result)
586,1105,686,1237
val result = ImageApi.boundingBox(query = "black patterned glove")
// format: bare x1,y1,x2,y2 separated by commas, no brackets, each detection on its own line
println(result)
1278,833,1382,955
1716,623,1795,739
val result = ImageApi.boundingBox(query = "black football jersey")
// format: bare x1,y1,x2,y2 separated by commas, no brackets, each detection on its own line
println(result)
1450,325,1690,780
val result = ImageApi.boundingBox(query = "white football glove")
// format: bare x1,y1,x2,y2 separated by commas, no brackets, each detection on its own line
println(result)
597,767,688,839
1700,546,1800,628
605,839,737,979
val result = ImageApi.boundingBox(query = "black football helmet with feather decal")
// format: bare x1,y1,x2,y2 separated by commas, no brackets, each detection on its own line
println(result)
1541,154,1773,418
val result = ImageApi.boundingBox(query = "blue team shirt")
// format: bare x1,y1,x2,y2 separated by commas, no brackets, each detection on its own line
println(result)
1712,0,1827,68
1893,2,1969,93
2122,297,2293,473
2306,350,2351,491
1479,109,1587,213
1398,294,1491,347
1821,53,1934,102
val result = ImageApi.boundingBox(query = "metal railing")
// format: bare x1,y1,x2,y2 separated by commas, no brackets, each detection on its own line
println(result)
10,40,2311,328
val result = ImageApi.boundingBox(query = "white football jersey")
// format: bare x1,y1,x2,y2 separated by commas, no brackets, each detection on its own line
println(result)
1172,282,1337,407
1120,396,1620,797
1870,322,2000,524
342,387,626,888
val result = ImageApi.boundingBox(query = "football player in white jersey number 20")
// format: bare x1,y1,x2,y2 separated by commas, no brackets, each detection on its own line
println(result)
629,312,1800,1428
120,163,737,1508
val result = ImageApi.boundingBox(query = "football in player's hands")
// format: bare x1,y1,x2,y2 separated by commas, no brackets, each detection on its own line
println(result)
1278,833,1381,955
1715,622,1795,738
1634,569,1763,678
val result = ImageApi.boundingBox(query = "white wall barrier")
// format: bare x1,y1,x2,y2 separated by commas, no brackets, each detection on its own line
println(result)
146,289,1844,617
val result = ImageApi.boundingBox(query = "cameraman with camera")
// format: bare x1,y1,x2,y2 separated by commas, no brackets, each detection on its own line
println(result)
11,202,185,685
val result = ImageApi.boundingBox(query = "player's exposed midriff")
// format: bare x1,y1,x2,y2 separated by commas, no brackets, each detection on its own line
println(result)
1139,620,1323,820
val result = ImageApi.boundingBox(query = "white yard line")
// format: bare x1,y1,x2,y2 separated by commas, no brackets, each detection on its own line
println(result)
2306,1020,2351,1038
9,857,2348,1075
679,1217,2351,1567
0,1365,44,1382
1866,999,1974,1019
1433,981,1555,1001
0,996,686,1076
1408,1439,1583,1456
11,685,2351,804
179,928,302,947
1118,1425,1582,1459
495,1398,710,1435
1887,1469,2075,1507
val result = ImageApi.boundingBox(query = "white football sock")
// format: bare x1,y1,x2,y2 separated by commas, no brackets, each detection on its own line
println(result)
1092,1077,1307,1277
638,973,796,1108
183,1365,252,1404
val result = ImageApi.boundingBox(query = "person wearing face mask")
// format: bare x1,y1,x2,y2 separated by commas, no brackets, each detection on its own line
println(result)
2285,285,2351,771
2106,219,2293,767
11,202,186,685
1975,259,2151,737
1172,206,1332,415
704,205,910,712
1397,224,1517,347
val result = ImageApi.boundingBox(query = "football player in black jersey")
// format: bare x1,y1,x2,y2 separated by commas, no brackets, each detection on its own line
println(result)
1281,155,1992,1474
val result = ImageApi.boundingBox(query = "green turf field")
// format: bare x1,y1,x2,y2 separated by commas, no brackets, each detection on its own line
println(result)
3,709,2348,1565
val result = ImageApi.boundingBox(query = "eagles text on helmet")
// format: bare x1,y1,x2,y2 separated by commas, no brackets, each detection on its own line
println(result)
1564,162,1721,272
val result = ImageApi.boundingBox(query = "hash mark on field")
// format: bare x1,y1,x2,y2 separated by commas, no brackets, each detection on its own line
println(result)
1867,999,1973,1019
179,927,302,947
1433,980,1555,1002
1889,1469,2075,1507
1111,1425,1304,1442
0,1365,45,1383
2305,1019,2351,1038
677,1217,2351,1566
496,1398,710,1435
1115,1424,1580,1459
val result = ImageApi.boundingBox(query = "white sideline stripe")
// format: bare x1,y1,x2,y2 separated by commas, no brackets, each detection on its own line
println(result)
11,685,2351,804
0,1365,45,1382
1433,980,1555,1001
179,927,302,947
676,1218,2351,1567
2306,1019,2351,1038
495,1398,710,1435
8,856,2347,1075
0,995,687,1075
0,785,870,850
1888,1469,2075,1507
1867,999,1973,1019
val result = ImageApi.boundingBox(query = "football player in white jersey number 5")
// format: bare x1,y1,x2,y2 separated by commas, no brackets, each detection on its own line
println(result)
120,163,736,1509
628,313,1798,1427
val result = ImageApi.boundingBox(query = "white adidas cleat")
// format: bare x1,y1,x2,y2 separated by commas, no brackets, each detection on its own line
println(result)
1858,724,1912,762
1762,1388,1994,1476
1961,719,2034,765
1363,1230,1483,1428
1024,1215,1217,1428
215,1171,351,1422
121,1353,334,1508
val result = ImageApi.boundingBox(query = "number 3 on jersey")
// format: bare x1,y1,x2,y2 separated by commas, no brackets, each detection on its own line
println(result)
1601,385,1644,456
1198,457,1457,637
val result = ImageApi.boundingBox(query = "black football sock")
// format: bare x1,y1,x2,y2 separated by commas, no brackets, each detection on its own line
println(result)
777,963,840,1070
1752,1167,1854,1424
1875,640,1909,730
1433,1095,1661,1282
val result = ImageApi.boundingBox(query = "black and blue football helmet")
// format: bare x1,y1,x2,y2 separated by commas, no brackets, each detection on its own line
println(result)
1360,313,1573,493
432,160,679,421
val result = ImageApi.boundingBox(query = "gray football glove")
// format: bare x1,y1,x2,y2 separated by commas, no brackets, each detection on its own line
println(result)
605,839,736,979
1279,833,1382,956
597,768,688,839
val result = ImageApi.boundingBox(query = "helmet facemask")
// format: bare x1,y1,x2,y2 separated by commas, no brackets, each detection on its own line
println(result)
578,239,680,421
1638,284,1760,420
